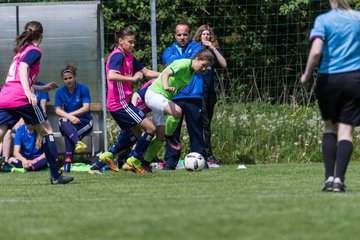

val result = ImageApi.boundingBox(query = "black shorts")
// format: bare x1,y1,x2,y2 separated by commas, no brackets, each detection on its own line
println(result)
316,70,360,125
109,102,146,130
0,104,47,128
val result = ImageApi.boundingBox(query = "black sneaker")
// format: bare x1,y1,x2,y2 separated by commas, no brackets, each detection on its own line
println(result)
322,181,334,192
333,181,346,192
50,173,74,185
162,165,176,170
140,158,153,173
205,155,222,165
165,136,183,151
89,165,103,175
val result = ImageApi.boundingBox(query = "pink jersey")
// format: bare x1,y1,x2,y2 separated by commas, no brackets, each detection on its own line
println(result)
0,44,41,108
106,48,137,112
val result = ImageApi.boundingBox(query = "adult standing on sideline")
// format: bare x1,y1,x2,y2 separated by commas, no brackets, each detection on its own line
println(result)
55,64,93,169
193,25,227,164
0,21,73,184
162,21,205,170
300,0,360,192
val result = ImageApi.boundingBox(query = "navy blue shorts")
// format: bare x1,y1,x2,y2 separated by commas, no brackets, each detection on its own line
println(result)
0,104,47,128
110,103,146,130
316,70,360,125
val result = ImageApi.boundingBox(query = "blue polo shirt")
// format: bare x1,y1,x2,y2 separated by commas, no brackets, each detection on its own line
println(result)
14,124,43,159
55,82,92,121
310,8,360,74
162,41,204,99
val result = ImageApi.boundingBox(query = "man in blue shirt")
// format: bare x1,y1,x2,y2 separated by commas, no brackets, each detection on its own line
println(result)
162,21,206,170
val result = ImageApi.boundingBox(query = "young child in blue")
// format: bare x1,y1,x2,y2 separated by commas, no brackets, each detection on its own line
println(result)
8,124,47,171
55,64,93,166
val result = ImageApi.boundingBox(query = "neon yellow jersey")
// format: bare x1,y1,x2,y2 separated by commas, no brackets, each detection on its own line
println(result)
149,59,194,99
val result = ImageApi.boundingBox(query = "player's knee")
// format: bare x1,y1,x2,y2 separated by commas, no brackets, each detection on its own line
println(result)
146,125,156,135
173,108,182,119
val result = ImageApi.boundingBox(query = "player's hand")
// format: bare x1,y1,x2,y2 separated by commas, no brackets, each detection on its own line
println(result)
46,82,59,91
300,74,310,84
25,90,37,106
164,86,176,92
202,40,215,50
70,116,80,124
134,72,143,81
22,159,31,168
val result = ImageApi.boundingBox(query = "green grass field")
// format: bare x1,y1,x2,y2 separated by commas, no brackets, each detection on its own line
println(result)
1,163,360,240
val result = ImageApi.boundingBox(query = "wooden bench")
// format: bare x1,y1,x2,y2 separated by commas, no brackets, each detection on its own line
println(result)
46,103,105,156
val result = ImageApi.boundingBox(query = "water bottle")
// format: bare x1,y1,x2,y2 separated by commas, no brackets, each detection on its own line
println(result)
64,158,72,173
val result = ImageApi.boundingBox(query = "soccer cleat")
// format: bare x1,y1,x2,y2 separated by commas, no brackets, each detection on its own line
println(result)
75,141,88,153
99,151,119,172
322,176,334,192
50,173,74,185
126,156,147,174
121,162,135,172
333,178,346,192
208,162,221,168
88,169,103,175
164,135,183,151
88,165,103,175
205,155,222,165
11,167,27,173
140,158,153,173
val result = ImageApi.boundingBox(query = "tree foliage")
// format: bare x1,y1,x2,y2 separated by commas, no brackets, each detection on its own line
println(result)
4,0,359,103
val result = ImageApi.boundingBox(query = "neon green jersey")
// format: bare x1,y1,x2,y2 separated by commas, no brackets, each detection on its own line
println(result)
149,59,194,100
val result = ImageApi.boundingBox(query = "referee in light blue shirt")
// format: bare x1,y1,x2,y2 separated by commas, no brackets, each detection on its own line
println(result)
300,0,360,192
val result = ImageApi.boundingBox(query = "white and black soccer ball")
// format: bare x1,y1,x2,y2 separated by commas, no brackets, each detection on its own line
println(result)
184,152,205,171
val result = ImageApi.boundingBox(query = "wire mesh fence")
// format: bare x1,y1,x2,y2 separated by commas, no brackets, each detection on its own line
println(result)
3,0,359,105
100,0,333,105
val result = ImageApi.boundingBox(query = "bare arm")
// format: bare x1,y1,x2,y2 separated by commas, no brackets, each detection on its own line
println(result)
300,38,323,83
108,70,143,82
141,68,160,79
55,103,90,124
55,107,79,124
202,41,227,68
13,145,28,164
33,82,59,92
19,63,37,106
212,48,227,68
161,69,175,92
69,103,90,117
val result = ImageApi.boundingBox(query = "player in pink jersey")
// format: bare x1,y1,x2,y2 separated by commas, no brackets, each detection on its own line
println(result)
99,27,159,173
89,79,156,174
0,21,73,184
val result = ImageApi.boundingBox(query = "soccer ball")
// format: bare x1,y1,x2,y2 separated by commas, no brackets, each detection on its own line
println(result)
184,152,206,171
